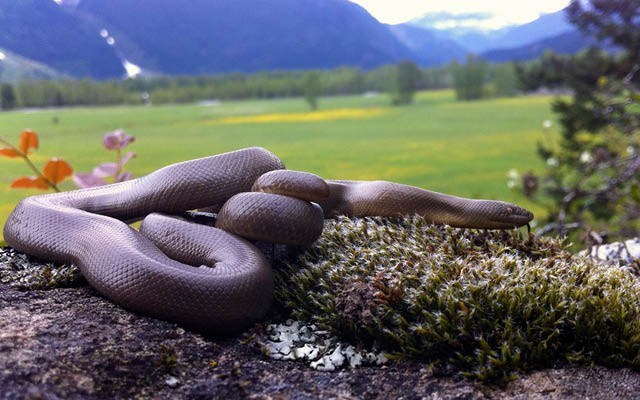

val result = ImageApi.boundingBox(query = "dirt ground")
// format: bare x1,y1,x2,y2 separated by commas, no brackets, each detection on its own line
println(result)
1,282,640,399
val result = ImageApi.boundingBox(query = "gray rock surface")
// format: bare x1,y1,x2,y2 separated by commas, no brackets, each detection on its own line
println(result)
585,237,640,265
1,246,640,399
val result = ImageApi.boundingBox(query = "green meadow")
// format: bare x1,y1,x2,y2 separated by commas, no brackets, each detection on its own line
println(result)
0,90,557,240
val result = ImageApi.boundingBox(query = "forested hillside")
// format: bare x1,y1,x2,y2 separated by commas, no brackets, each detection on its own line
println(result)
76,0,412,74
481,30,595,62
0,0,124,78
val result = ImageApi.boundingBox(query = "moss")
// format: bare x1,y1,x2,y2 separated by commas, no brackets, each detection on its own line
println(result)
274,216,640,382
157,344,178,372
0,246,83,289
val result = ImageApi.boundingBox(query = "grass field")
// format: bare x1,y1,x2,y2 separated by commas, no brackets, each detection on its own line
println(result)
0,90,557,241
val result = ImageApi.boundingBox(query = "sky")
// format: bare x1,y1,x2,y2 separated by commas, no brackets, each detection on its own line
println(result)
349,0,572,28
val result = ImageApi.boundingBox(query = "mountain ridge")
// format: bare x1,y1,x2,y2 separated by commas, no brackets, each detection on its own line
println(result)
0,48,63,82
75,0,414,75
0,0,125,79
0,1,593,81
388,24,467,66
407,9,575,53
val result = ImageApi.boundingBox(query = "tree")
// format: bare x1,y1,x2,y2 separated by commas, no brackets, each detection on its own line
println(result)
492,63,518,97
393,61,420,105
303,71,321,111
519,0,640,243
0,83,16,110
453,55,488,101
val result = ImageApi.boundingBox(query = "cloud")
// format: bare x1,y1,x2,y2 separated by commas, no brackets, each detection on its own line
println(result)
350,0,570,27
414,11,494,23
412,11,505,30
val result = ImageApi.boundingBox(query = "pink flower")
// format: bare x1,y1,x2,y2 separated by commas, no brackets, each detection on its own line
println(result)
116,171,133,182
92,162,119,178
120,151,136,165
103,130,135,150
74,132,137,189
73,172,107,188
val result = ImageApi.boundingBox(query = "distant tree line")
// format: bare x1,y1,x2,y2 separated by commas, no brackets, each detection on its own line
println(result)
0,83,16,110
0,61,521,110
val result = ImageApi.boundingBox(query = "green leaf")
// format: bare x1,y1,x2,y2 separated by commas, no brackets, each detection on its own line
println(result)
631,184,640,203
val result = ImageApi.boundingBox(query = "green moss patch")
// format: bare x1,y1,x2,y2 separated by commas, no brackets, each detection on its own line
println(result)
0,246,82,289
275,216,640,382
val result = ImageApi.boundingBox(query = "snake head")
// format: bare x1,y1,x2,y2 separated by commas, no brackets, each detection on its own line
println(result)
488,201,534,229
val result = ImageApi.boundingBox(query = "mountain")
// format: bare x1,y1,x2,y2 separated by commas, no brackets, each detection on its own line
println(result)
0,48,63,82
400,8,596,64
0,1,599,80
408,12,502,53
487,11,574,52
410,9,575,54
388,24,466,66
74,0,413,75
481,30,598,63
0,0,125,79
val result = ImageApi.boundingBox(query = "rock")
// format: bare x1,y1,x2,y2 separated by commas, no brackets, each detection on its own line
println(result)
164,375,180,388
2,238,640,398
583,237,640,266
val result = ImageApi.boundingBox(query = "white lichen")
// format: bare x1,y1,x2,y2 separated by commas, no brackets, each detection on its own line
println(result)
164,375,180,388
262,319,388,371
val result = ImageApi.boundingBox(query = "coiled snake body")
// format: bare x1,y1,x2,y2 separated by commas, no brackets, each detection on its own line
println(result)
3,147,533,333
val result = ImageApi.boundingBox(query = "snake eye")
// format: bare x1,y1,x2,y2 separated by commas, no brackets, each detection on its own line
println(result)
490,203,534,228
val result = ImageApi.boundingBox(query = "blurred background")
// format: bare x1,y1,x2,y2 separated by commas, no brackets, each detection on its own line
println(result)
0,0,637,246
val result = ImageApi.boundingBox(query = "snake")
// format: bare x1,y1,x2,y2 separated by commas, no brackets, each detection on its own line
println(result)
3,147,533,333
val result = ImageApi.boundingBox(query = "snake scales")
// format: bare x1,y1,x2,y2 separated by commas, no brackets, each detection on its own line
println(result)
3,147,533,333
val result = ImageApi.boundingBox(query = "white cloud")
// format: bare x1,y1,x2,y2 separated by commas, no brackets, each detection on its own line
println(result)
350,0,571,27
0,51,5,61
